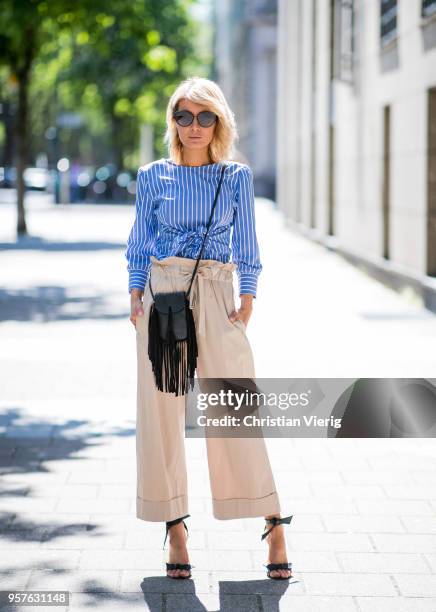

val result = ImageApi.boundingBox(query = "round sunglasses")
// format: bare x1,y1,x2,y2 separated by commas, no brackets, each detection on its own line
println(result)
173,109,217,128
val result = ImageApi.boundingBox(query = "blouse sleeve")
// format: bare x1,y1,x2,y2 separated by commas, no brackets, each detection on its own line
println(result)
231,165,263,298
125,167,158,293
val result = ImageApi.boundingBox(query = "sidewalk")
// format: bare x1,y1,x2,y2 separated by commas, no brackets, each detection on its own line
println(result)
0,195,435,611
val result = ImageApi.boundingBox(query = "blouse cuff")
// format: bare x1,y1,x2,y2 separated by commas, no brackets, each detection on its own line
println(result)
238,272,258,298
128,269,149,293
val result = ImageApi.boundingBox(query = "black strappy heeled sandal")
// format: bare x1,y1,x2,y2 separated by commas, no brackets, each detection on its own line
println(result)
261,514,293,580
163,514,194,579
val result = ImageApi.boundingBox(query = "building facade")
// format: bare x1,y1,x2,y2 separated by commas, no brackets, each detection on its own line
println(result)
277,0,436,309
213,0,278,198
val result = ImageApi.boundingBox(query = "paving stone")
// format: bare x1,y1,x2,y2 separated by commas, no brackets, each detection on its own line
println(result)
309,483,386,499
262,594,358,612
79,549,208,572
0,496,58,514
340,469,416,484
355,500,434,516
323,514,405,533
251,550,340,572
401,516,436,534
356,596,436,611
205,549,253,571
394,574,436,597
284,533,374,552
67,591,159,611
0,550,81,572
66,470,135,484
209,570,304,596
424,553,436,573
120,569,210,594
337,552,430,573
372,534,436,553
40,532,125,549
384,485,436,500
279,498,358,514
0,570,32,589
301,572,397,596
124,528,205,550
25,569,120,592
1,199,436,610
55,498,130,514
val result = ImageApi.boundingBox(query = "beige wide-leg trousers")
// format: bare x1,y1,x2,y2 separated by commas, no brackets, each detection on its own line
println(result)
135,255,281,522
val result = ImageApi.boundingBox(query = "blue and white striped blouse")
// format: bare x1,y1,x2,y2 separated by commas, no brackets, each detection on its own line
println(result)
125,158,262,297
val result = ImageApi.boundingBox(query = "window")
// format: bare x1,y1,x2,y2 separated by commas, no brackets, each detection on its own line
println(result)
380,0,397,47
422,0,436,18
333,0,355,83
427,88,436,276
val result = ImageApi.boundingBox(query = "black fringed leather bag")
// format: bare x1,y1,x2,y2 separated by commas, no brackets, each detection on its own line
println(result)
147,162,228,396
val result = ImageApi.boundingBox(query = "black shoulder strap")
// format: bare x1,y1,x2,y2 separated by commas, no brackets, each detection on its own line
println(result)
186,162,227,296
148,162,228,301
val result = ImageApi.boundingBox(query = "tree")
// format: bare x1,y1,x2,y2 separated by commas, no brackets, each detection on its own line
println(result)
0,0,199,235
56,0,198,170
0,0,100,234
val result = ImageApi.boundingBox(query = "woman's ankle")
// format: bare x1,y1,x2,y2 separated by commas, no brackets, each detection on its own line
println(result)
168,524,187,543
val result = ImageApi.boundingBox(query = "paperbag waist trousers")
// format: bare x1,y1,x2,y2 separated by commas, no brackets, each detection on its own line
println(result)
135,255,281,522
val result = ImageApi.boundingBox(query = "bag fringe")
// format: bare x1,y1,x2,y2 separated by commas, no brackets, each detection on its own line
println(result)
148,295,198,396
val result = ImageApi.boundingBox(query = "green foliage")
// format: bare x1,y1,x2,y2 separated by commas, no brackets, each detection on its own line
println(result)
0,0,211,170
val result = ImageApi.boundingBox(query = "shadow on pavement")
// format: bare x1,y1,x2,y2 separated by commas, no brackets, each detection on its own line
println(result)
0,408,135,602
0,286,128,323
0,410,298,611
0,236,125,252
138,576,293,611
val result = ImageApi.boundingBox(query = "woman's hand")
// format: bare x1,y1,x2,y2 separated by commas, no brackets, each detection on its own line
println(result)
228,294,254,328
130,288,144,328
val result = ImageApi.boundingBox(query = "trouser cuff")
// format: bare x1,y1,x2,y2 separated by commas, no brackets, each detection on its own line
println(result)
136,494,188,522
212,491,281,520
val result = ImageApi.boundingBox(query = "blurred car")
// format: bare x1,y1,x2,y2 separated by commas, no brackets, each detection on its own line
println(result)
0,166,49,190
1,163,136,202
0,166,16,188
24,167,49,190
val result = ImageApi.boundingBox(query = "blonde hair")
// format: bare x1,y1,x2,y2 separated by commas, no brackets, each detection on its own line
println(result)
163,76,239,164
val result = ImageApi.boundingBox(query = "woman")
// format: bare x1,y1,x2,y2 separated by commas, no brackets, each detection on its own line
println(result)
125,76,293,580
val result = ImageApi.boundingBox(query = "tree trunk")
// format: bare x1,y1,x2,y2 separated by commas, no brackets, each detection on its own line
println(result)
110,112,124,171
16,69,29,235
14,23,36,236
1,100,14,168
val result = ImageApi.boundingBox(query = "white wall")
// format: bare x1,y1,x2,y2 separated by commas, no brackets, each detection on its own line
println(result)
277,0,436,277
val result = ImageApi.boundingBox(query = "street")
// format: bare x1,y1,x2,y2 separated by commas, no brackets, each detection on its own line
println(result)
0,193,435,611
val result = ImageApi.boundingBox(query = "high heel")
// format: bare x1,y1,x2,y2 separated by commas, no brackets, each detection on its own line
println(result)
261,514,293,580
163,514,194,579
